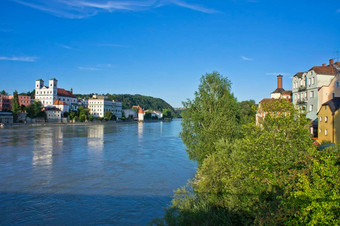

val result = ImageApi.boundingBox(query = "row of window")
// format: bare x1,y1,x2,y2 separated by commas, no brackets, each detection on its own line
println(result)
320,116,328,122
319,128,328,136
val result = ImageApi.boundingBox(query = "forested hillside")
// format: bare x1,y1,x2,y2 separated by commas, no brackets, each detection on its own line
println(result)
75,93,178,117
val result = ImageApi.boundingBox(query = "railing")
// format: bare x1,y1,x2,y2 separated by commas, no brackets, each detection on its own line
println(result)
298,86,306,92
296,98,307,105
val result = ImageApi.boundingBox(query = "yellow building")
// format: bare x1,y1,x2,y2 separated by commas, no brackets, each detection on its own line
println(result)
317,97,340,144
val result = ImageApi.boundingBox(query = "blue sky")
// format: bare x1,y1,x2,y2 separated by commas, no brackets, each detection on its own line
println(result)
0,0,339,107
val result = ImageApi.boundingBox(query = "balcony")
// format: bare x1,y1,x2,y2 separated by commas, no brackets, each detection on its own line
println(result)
296,98,307,105
298,86,306,92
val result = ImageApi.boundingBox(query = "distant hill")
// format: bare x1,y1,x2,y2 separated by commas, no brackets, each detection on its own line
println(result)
75,93,178,117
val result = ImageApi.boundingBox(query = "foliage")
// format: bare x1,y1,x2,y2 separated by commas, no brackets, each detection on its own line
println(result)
239,100,257,124
11,90,21,121
157,75,340,225
26,101,45,118
0,90,8,95
104,110,113,121
19,89,35,99
144,112,152,119
180,71,241,165
88,115,94,121
162,108,172,119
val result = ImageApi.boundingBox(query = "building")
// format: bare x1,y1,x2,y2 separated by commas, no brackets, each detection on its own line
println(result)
256,75,292,125
0,112,13,124
318,71,340,108
53,100,69,114
45,107,62,122
123,109,137,120
35,78,77,111
88,98,113,118
9,95,31,108
138,107,144,122
0,94,11,111
317,97,340,144
292,59,339,121
113,101,122,118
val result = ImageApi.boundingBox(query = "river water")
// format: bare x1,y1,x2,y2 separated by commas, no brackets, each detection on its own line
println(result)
0,119,196,225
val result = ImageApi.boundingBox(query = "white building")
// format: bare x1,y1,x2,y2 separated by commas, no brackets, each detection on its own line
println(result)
35,78,77,111
113,101,122,118
88,98,113,118
292,59,338,121
123,109,137,120
45,107,62,122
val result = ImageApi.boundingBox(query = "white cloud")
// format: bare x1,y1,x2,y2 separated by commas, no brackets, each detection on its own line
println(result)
0,56,38,62
78,66,100,71
14,0,218,19
57,43,77,50
97,43,128,48
266,72,289,76
241,56,253,61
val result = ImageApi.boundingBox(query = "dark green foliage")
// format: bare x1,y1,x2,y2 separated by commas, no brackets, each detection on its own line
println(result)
11,90,20,121
180,71,241,165
162,108,172,119
26,101,45,118
239,99,257,124
0,90,8,95
144,112,152,119
88,115,94,121
104,110,113,121
19,90,35,99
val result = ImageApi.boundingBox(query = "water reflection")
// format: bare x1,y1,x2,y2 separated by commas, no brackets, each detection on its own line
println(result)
138,122,143,141
87,124,104,153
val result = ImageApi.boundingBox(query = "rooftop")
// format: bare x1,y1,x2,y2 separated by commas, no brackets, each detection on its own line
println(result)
321,97,340,114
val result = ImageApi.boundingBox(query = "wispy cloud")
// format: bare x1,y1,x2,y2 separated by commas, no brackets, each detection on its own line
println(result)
57,43,78,50
14,0,218,19
0,56,38,62
266,72,289,76
78,66,100,71
241,56,253,61
97,43,128,48
78,63,114,71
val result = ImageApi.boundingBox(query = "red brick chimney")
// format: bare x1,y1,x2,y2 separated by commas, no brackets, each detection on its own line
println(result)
277,75,283,89
329,59,334,65
322,63,327,67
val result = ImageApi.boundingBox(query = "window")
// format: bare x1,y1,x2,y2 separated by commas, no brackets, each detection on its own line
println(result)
319,128,322,133
325,105,327,110
326,92,328,96
310,104,313,111
308,78,311,86
320,117,322,122
325,116,328,122
325,129,328,136
310,91,314,98
312,77,315,85
336,81,340,88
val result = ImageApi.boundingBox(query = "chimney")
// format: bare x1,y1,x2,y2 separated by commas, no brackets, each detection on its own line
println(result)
322,64,327,67
277,75,283,89
329,59,334,65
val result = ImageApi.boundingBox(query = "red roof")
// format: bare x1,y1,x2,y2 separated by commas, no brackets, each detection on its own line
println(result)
309,64,338,75
57,88,76,98
54,100,69,105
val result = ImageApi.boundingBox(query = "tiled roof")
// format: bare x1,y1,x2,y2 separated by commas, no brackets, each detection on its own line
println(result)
321,97,340,114
282,90,292,95
293,72,304,78
57,88,76,98
271,88,285,94
309,65,338,75
54,100,69,106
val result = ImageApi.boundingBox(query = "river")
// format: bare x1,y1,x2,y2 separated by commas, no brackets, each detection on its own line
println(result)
0,119,196,225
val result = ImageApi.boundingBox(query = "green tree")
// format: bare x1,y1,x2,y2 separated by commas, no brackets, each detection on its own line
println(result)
239,100,257,124
11,90,21,121
26,101,44,118
162,108,172,119
0,90,8,95
88,115,94,121
144,112,152,119
180,71,241,165
104,110,113,121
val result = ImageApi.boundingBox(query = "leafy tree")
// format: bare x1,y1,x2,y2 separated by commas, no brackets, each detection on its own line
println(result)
11,90,21,121
144,112,152,119
162,108,172,119
180,71,241,165
88,115,94,121
239,100,257,124
79,114,86,122
26,101,44,118
104,110,113,121
0,90,8,95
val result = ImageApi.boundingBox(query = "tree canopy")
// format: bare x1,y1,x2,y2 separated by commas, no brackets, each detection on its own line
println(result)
180,71,241,165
